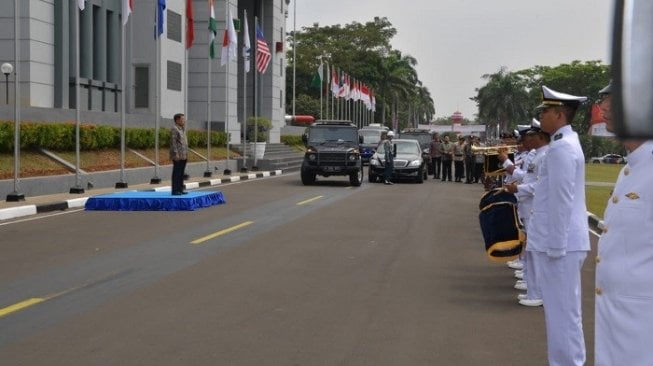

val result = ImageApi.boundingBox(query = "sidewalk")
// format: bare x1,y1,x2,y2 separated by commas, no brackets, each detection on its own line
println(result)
0,169,283,221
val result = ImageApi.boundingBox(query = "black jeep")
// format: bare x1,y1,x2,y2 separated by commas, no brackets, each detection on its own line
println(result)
300,120,363,186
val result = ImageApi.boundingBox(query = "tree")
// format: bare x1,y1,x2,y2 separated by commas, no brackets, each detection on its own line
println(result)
517,60,610,133
471,67,530,136
285,18,433,127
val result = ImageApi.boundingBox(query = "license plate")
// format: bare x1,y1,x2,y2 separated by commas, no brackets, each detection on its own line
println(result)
324,166,341,172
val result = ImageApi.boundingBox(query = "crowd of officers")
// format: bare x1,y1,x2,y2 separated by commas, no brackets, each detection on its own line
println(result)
427,134,487,183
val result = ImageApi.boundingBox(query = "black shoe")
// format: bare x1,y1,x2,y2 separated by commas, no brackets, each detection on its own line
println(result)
172,191,183,196
181,191,189,195
384,180,394,185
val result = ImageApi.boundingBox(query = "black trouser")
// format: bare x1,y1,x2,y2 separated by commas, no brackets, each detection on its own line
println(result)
441,159,452,181
474,162,484,182
431,157,442,178
465,156,474,182
454,160,464,181
171,159,187,193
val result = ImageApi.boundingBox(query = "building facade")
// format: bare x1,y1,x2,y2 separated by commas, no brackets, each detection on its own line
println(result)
0,0,288,143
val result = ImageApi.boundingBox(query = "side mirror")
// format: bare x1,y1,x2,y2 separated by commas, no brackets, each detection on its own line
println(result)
301,133,308,146
612,0,653,138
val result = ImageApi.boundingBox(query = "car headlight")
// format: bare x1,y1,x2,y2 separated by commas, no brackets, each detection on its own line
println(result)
408,160,421,167
308,153,317,161
348,154,358,161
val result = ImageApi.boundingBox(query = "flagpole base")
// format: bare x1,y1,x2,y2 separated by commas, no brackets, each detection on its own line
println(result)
223,169,232,175
203,171,212,178
251,166,260,171
69,186,85,194
150,177,162,184
115,182,129,189
6,191,25,202
240,167,248,173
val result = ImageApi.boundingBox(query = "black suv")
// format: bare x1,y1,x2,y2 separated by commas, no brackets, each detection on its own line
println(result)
300,120,363,186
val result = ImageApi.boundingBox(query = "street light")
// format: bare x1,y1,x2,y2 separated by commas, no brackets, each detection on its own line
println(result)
1,62,12,105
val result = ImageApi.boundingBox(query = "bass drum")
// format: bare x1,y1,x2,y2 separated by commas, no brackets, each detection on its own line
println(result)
478,188,525,262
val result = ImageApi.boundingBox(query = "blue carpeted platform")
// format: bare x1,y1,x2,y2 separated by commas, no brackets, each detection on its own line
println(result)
85,191,226,211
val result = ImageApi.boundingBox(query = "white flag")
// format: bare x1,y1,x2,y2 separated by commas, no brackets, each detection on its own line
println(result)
243,14,251,73
78,0,86,10
220,9,238,66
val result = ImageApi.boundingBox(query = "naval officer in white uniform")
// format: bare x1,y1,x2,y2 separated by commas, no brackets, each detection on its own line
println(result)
594,82,653,366
527,86,590,366
505,124,550,307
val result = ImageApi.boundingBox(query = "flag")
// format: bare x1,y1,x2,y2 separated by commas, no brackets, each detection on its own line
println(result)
310,62,323,89
242,14,251,73
337,73,349,98
221,9,237,66
157,0,166,37
208,0,218,59
185,0,194,48
330,68,339,96
122,0,134,25
78,0,86,10
255,24,271,73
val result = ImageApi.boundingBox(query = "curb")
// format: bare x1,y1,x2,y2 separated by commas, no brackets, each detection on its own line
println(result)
0,170,283,222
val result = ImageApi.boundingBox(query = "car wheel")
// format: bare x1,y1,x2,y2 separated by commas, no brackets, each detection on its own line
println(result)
301,169,316,185
350,169,363,187
416,167,424,184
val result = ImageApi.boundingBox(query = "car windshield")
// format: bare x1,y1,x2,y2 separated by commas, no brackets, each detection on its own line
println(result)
400,133,431,147
309,127,358,143
376,141,420,155
359,130,382,144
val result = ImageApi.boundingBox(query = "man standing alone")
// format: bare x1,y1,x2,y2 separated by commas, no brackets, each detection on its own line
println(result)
170,113,188,195
528,86,590,366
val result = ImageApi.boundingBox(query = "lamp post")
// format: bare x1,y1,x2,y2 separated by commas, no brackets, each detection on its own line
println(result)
1,63,12,104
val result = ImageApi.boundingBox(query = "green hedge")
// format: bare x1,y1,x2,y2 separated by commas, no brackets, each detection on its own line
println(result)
280,135,303,146
0,121,227,152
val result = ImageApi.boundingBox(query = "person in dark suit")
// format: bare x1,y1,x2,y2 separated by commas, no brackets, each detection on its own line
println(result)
170,113,188,195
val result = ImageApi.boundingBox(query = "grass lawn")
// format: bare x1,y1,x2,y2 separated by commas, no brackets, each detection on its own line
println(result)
585,163,623,219
0,147,239,179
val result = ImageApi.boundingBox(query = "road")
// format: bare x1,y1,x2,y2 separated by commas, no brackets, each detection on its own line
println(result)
0,172,598,365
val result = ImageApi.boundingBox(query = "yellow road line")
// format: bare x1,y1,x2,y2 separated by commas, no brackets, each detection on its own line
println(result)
191,221,254,244
0,297,45,318
297,195,323,206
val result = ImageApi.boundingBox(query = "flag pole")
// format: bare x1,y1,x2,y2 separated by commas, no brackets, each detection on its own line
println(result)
116,4,128,189
206,50,212,176
223,13,231,176
150,1,162,184
252,16,259,170
6,0,23,201
241,9,249,172
70,1,84,194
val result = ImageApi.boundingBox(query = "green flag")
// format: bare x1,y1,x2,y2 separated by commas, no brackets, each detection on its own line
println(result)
310,63,323,89
208,0,218,59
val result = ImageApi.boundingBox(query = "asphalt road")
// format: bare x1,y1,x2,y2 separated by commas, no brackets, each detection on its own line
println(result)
0,172,599,365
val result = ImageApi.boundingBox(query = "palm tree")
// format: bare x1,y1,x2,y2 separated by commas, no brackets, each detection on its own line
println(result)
472,67,530,136
376,50,419,126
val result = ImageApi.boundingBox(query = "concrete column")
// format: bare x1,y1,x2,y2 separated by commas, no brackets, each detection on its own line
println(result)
93,6,106,81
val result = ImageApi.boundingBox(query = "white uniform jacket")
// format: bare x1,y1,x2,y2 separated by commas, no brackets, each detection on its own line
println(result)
527,125,590,255
595,140,653,366
515,146,548,230
511,149,536,184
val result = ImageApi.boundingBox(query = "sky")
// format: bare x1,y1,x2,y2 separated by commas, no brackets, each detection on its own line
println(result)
289,0,614,120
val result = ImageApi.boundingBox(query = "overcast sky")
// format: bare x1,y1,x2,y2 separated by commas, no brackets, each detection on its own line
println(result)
289,0,614,120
